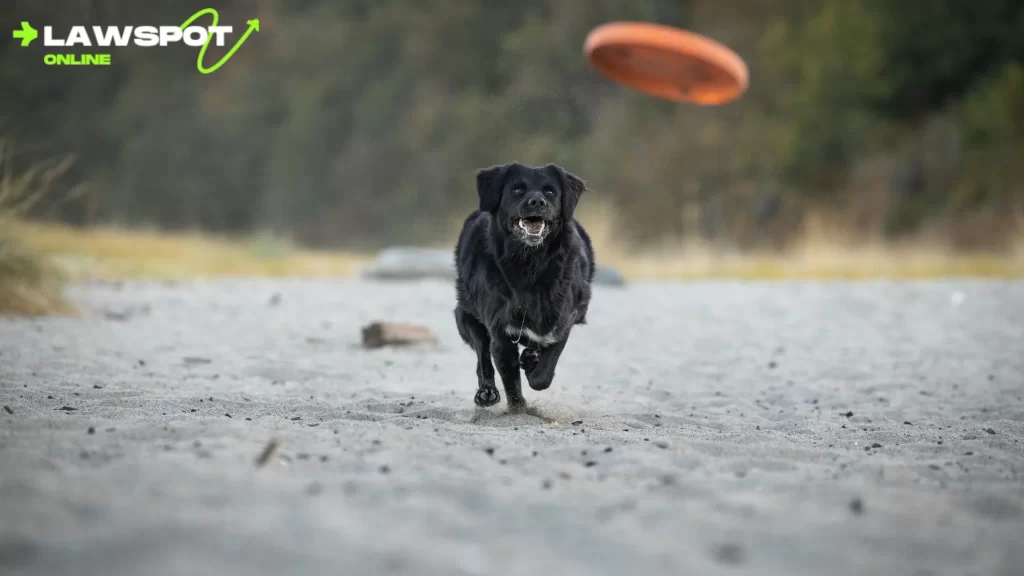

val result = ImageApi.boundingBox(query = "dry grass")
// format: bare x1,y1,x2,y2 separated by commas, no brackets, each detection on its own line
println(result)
579,202,1024,280
12,205,1024,285
0,141,76,316
0,224,75,315
15,222,370,281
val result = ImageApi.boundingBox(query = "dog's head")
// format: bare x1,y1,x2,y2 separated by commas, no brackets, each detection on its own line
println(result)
475,162,586,247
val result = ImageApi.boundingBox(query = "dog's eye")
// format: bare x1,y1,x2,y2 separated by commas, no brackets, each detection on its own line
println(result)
512,186,525,195
543,187,555,196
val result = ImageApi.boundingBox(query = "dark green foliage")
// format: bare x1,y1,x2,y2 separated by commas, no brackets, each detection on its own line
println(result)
1,0,1021,249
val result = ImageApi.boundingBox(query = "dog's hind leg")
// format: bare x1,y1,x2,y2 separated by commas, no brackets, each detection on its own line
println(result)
455,308,501,408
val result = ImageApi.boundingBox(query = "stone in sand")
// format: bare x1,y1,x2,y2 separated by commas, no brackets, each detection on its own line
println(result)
361,321,439,349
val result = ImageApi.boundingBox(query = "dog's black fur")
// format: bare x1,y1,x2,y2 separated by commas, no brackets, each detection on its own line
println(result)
453,161,594,411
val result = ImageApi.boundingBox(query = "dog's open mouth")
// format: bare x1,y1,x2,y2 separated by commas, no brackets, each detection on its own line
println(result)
517,217,547,238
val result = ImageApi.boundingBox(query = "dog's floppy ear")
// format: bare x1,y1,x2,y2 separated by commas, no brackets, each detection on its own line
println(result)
475,163,511,214
548,164,587,223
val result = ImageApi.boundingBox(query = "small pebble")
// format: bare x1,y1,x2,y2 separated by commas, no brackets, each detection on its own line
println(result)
903,421,912,426
604,446,613,453
584,461,597,468
87,426,95,435
378,465,391,474
872,443,882,448
571,420,583,426
986,428,996,435
849,497,864,514
2,405,12,415
225,413,232,418
654,442,669,449
711,543,746,566
484,447,495,456
542,479,553,490
843,411,854,418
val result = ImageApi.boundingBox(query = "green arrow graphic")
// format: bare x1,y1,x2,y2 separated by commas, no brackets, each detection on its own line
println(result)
180,8,258,74
12,21,38,47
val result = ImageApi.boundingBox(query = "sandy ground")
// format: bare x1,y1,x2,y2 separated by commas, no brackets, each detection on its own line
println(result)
1,278,1023,576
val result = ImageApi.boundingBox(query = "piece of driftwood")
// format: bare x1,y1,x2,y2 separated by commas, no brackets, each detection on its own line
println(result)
361,321,439,349
360,246,626,287
359,247,456,281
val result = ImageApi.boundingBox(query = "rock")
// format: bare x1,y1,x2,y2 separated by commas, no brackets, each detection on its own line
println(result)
361,321,439,349
593,265,626,287
360,246,627,287
359,247,455,281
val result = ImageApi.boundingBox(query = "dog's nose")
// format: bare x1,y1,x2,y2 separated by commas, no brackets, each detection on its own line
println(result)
527,196,547,209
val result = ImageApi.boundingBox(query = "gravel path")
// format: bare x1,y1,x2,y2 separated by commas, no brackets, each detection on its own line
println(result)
1,279,1023,576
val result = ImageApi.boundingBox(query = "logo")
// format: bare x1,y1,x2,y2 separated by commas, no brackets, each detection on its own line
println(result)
11,8,258,74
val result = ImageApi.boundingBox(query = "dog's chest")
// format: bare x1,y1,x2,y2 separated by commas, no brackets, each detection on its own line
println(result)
501,296,572,347
504,322,559,346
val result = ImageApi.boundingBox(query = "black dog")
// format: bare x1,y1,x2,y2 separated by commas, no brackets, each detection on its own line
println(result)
453,161,595,411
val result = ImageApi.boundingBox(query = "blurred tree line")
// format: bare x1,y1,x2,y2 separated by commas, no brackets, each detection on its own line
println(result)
1,0,1022,250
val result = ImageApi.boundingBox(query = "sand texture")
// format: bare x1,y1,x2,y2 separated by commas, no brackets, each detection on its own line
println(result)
2,279,1023,576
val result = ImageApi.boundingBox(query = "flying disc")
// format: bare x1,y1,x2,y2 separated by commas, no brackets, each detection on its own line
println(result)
584,21,749,105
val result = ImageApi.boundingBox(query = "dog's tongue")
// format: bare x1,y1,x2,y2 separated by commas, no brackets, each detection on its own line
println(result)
521,219,545,235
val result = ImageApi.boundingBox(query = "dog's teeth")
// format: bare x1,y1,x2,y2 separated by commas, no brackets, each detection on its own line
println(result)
518,218,545,236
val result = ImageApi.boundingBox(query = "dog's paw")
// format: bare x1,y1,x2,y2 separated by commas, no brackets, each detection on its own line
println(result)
519,348,539,374
527,374,552,391
474,384,501,407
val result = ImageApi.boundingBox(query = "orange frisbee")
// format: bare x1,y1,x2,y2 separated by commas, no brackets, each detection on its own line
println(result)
584,21,749,105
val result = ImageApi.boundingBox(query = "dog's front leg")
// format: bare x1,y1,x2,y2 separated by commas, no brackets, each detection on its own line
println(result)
525,334,569,391
490,336,526,411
